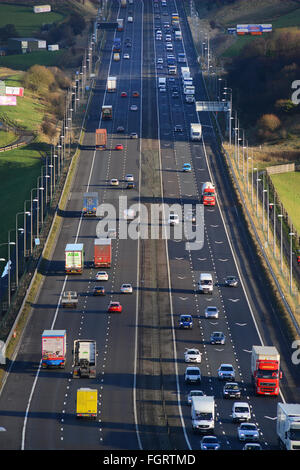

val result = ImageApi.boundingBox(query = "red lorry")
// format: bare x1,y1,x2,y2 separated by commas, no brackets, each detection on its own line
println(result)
201,182,216,206
94,238,111,268
251,346,282,396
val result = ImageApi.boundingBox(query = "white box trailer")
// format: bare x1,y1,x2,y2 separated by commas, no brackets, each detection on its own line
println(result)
277,403,300,450
158,77,166,88
181,67,190,77
190,123,202,140
107,76,117,92
191,396,215,433
184,86,195,95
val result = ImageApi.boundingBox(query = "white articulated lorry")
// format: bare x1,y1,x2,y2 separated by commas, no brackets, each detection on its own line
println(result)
73,339,97,379
191,396,215,433
277,403,300,450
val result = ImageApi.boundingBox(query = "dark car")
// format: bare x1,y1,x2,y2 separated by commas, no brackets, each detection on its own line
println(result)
174,124,183,132
223,382,241,399
179,314,193,329
93,286,105,296
210,331,226,345
200,436,220,450
127,181,135,189
225,275,239,287
172,91,179,98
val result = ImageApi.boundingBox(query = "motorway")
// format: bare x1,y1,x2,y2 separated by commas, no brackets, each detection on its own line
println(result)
0,0,299,451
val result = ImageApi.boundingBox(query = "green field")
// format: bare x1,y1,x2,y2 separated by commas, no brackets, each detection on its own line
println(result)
0,4,64,36
0,145,42,256
271,172,300,234
0,50,64,70
0,71,45,131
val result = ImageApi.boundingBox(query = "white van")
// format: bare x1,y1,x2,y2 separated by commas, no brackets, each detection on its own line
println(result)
191,396,215,433
198,273,213,294
158,77,166,89
232,402,251,423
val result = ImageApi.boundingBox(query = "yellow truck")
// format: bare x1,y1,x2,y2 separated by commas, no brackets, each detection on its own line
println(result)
76,388,98,419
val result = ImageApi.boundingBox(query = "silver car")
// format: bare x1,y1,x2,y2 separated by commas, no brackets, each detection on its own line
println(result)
204,306,219,319
187,390,205,405
217,363,235,381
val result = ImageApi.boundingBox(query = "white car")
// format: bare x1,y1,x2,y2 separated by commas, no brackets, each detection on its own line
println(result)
123,53,130,59
96,271,108,281
232,402,251,423
184,348,202,363
187,390,205,405
238,423,259,442
184,366,201,384
125,174,134,182
130,105,138,111
121,283,133,294
168,213,179,225
157,58,164,64
110,178,119,186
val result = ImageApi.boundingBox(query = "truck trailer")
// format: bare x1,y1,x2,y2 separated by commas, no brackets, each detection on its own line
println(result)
251,345,282,396
76,388,98,419
42,330,66,368
83,192,98,216
65,243,84,274
102,105,112,120
277,403,300,450
61,291,78,308
117,18,124,31
95,129,107,149
94,238,112,268
107,76,117,92
190,123,202,141
73,339,97,378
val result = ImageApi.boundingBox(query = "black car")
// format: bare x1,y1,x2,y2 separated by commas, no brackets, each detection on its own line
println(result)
172,91,179,98
225,275,239,287
223,382,241,399
210,331,226,345
127,181,135,189
174,124,183,132
93,286,105,296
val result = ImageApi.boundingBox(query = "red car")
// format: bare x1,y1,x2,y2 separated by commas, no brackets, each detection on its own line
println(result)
132,91,140,97
121,91,127,97
108,302,122,313
115,144,123,150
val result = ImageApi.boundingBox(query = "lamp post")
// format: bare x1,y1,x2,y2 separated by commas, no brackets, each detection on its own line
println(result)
262,188,268,232
227,89,233,145
16,211,30,286
278,214,283,272
1,235,16,307
256,174,261,217
289,232,295,293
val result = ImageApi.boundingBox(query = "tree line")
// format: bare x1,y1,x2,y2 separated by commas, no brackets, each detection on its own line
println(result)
226,29,300,143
